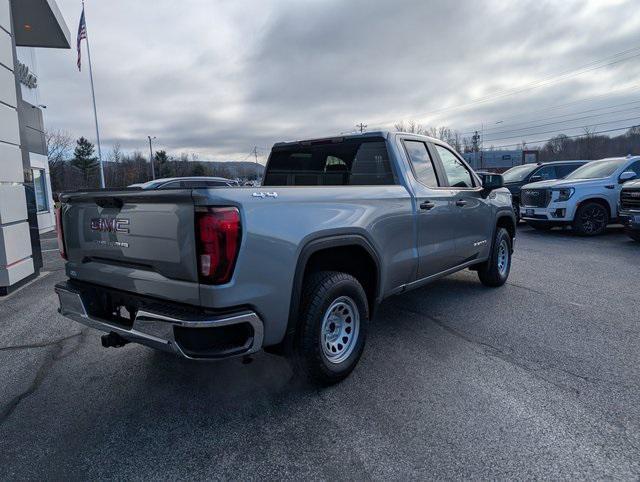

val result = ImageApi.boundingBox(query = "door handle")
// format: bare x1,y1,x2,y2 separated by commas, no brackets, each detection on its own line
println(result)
455,199,467,207
420,201,436,210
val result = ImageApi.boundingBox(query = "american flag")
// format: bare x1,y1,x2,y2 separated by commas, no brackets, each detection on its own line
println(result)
77,7,87,71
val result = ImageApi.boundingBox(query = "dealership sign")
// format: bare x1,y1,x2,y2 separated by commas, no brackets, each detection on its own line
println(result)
16,61,37,89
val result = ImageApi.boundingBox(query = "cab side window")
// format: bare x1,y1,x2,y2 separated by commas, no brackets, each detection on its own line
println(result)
434,145,475,188
532,165,557,181
556,164,581,178
404,141,440,187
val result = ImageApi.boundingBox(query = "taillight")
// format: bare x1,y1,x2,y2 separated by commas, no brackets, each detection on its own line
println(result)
55,206,67,260
195,207,241,284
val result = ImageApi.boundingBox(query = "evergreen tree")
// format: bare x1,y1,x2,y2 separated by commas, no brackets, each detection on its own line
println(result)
191,161,206,176
71,137,98,185
154,150,171,178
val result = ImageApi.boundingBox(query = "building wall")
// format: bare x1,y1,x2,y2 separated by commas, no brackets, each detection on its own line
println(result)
0,0,35,292
16,46,54,233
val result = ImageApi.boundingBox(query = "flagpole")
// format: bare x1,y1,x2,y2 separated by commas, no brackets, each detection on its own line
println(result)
82,1,105,188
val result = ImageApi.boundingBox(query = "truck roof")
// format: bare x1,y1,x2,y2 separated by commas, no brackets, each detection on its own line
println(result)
272,130,442,148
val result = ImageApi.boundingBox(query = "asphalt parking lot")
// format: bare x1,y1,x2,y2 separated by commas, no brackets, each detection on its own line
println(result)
0,226,638,479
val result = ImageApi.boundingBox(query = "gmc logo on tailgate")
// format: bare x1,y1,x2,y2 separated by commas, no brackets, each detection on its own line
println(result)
90,218,130,234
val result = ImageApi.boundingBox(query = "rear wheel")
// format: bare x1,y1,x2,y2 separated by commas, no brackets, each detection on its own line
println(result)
291,271,368,385
477,227,512,287
573,202,609,236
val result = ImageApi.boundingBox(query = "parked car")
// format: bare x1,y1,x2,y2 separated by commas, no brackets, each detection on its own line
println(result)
619,179,640,242
129,176,236,189
54,131,516,385
520,156,640,235
501,160,588,219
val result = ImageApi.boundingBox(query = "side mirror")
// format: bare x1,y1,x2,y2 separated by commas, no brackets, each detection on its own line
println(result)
529,174,543,183
481,173,504,193
619,171,637,183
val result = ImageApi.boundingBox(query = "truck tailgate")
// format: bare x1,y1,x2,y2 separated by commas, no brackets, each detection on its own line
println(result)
60,190,200,304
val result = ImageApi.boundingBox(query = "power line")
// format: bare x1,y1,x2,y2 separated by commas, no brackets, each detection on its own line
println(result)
487,124,639,149
460,98,640,136
373,48,640,129
483,114,640,143
413,47,640,120
482,104,640,140
356,122,367,133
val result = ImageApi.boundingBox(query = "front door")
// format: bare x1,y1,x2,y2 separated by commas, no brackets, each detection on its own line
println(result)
432,144,493,264
402,140,458,279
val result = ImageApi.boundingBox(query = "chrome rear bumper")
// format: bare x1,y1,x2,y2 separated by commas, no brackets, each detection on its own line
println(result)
55,283,264,360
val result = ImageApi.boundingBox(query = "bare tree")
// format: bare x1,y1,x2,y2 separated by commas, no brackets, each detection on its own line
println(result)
107,143,123,163
45,129,74,170
394,120,427,135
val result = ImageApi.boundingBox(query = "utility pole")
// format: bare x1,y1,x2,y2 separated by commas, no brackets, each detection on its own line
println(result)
472,130,481,169
356,123,367,133
147,136,156,179
252,146,259,165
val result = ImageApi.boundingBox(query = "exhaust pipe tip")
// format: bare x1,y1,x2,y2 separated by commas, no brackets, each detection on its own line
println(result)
101,332,129,348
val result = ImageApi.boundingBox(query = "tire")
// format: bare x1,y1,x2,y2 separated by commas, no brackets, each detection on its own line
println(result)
513,202,521,221
477,227,512,287
573,202,609,236
626,229,640,242
527,221,552,231
291,271,368,385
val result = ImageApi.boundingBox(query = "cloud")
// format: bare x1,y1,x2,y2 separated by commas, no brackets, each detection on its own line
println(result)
35,0,640,160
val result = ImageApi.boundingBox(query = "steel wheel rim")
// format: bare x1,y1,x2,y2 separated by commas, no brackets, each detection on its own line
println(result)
581,206,606,233
497,239,509,276
321,296,360,364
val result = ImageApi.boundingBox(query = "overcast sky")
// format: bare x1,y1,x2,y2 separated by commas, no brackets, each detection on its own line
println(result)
37,0,640,162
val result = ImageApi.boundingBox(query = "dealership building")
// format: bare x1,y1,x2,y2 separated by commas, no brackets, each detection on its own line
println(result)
0,0,69,295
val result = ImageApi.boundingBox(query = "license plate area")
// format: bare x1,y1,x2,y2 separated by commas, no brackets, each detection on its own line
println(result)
525,208,535,217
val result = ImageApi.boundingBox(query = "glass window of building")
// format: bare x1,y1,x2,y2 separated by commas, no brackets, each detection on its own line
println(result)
32,169,48,212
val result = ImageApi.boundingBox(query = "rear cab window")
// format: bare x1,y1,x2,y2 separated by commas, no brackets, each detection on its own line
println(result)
262,137,396,186
403,140,440,187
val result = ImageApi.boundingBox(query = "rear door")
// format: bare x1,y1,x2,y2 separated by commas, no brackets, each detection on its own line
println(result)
431,143,493,264
61,189,201,304
402,139,459,278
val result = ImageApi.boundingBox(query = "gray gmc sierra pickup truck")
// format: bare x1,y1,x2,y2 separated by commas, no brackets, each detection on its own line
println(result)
55,131,516,384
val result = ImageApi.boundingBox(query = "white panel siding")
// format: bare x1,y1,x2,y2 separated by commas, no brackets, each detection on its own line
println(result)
0,257,34,286
0,62,16,107
0,27,12,71
0,184,27,224
0,102,19,145
0,0,10,35
0,221,32,265
0,142,23,182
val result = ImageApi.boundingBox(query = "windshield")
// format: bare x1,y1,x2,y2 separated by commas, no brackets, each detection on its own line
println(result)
565,159,626,180
131,180,166,189
502,164,537,183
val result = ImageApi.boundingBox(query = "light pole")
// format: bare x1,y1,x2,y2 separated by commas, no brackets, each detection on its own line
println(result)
147,136,156,180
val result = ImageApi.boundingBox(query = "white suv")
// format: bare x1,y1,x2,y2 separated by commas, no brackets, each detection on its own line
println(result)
520,156,640,235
